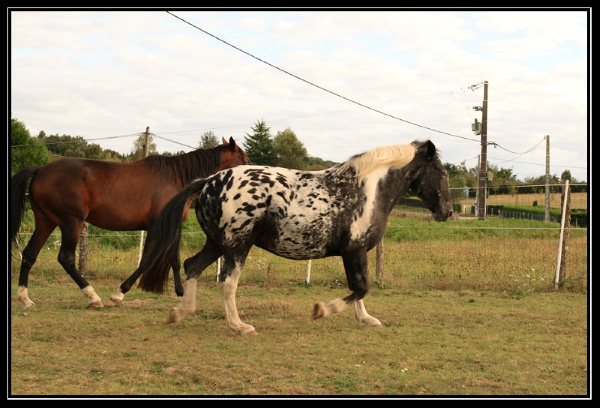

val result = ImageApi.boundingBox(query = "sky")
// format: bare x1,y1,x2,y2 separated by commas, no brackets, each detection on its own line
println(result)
9,9,589,182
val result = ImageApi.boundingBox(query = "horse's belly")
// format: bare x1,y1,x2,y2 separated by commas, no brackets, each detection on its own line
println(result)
257,223,330,260
259,239,328,261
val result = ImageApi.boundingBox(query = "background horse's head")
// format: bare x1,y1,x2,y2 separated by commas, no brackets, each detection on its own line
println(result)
409,140,453,221
219,136,251,169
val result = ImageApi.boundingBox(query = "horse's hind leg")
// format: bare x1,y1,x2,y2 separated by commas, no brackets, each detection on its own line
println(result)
58,221,103,308
168,240,221,324
111,230,162,304
15,211,56,308
219,252,256,336
312,250,382,327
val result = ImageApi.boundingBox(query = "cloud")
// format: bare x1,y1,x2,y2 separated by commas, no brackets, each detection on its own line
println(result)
10,10,589,181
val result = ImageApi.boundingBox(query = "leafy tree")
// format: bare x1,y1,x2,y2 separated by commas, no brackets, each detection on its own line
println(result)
99,148,125,161
444,161,477,190
11,118,50,174
161,150,186,157
40,134,87,158
243,119,275,165
131,133,157,159
560,169,572,182
306,156,338,171
488,164,518,194
199,130,219,149
39,133,123,160
273,128,308,169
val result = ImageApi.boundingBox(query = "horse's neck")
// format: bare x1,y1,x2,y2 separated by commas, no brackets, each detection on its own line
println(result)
376,167,412,214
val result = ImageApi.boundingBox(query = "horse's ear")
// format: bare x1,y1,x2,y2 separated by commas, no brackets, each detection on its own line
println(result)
222,137,228,145
228,136,237,151
424,140,436,160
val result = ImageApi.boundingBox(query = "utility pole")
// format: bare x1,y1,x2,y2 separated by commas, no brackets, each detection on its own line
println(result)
544,135,551,222
475,154,480,215
143,126,150,158
477,81,489,220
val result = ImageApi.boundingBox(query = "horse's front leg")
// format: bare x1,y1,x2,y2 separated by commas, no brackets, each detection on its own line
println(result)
352,299,382,327
312,250,382,327
172,250,184,297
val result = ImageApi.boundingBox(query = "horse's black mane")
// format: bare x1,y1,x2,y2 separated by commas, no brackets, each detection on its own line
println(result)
144,145,224,187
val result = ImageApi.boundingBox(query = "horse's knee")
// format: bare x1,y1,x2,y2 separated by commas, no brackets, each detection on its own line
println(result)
182,258,194,271
21,248,38,266
57,249,75,269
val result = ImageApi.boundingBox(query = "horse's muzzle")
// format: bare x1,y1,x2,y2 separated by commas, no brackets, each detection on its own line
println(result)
433,209,453,222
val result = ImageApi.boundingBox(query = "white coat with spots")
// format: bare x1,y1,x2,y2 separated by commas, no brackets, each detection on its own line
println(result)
139,140,453,335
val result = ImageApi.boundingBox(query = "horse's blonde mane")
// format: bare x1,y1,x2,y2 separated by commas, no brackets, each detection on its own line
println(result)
343,144,416,181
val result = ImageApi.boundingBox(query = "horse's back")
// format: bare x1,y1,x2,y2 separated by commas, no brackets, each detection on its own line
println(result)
29,157,170,229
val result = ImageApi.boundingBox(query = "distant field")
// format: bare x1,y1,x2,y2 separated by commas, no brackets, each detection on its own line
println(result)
456,192,587,210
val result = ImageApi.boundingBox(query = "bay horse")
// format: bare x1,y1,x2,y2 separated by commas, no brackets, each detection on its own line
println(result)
138,139,452,335
10,137,250,308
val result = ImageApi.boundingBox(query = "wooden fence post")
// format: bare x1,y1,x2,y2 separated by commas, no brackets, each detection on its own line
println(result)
376,239,384,281
78,222,88,275
554,180,571,289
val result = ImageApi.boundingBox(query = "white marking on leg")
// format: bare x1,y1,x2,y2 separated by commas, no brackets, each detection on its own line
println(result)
17,286,35,308
82,285,103,308
221,264,256,335
110,291,125,305
169,278,197,323
312,297,347,320
353,299,382,327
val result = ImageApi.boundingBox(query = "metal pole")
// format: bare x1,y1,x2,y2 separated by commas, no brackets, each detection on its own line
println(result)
544,135,551,222
137,126,151,266
306,260,312,284
136,230,145,267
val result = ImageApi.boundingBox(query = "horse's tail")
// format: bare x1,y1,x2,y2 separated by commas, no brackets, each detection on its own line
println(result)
138,178,209,294
11,166,40,245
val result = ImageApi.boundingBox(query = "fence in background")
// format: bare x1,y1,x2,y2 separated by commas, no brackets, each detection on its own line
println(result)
11,184,588,294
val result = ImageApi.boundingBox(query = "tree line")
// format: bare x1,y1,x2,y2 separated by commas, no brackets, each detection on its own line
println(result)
10,117,586,193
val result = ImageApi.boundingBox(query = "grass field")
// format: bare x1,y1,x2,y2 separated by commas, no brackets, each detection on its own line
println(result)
10,277,588,396
10,214,588,396
457,192,587,210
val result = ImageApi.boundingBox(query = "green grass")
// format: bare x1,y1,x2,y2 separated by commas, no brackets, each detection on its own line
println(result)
10,277,588,396
10,211,588,395
384,217,573,241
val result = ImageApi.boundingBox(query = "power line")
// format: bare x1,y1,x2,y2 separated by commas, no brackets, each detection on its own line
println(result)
166,11,481,144
488,137,546,155
153,134,196,149
488,157,587,170
11,132,141,148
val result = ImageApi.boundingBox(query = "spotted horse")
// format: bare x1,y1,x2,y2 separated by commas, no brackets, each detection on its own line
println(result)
138,140,453,335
